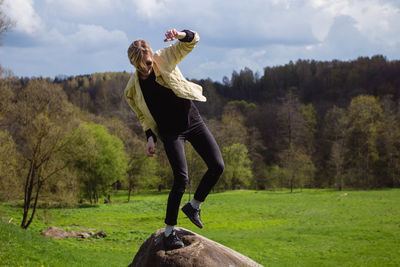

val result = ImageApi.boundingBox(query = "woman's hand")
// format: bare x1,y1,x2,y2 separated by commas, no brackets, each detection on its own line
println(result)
146,136,156,157
164,29,186,42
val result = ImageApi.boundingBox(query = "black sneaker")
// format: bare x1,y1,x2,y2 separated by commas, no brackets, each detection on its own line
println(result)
163,229,184,250
181,202,203,229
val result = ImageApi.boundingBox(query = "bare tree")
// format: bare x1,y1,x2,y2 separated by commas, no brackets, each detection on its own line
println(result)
279,144,314,192
277,90,305,149
277,90,307,192
5,80,77,228
325,106,348,190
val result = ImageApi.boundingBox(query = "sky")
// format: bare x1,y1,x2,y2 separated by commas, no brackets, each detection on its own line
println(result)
1,0,399,81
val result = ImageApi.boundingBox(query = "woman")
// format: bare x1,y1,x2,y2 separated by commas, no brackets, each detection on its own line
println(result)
124,29,224,250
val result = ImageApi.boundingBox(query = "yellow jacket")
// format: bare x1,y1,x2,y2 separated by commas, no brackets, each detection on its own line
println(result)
124,31,206,139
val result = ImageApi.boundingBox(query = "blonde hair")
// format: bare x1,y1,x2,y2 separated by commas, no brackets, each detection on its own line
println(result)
127,39,153,74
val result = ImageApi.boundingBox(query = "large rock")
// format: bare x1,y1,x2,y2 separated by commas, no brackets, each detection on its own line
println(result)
129,227,263,267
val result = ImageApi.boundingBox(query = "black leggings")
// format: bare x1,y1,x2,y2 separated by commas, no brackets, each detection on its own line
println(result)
161,115,224,226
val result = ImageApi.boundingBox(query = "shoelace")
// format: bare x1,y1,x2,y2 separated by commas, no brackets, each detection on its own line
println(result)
171,232,180,242
194,209,201,217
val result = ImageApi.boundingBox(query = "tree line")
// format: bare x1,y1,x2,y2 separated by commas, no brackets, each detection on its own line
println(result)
2,0,400,229
2,51,400,228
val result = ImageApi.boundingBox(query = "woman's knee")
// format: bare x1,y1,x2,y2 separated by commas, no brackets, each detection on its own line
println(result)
172,175,189,192
211,159,225,176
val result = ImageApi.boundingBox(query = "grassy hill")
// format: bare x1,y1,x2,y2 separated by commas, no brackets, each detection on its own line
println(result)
1,189,400,266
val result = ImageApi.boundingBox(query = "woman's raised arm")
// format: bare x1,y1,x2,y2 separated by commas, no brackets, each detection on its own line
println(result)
164,29,186,42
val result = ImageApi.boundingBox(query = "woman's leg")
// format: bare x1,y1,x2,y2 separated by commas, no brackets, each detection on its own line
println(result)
186,121,225,202
162,135,188,226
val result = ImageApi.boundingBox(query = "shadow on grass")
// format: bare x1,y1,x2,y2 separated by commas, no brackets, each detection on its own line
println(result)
111,190,170,199
124,190,170,196
78,203,100,209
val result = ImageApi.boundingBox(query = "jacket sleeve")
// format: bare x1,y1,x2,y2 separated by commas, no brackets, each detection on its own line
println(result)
125,88,145,126
179,30,195,43
155,30,200,68
124,77,156,142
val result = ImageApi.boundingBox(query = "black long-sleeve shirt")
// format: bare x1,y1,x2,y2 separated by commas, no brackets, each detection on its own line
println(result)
139,30,200,143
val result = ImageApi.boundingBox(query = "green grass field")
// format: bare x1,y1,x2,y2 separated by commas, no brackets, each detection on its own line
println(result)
1,189,400,266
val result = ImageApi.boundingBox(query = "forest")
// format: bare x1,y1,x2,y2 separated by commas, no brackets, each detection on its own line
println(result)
1,55,400,227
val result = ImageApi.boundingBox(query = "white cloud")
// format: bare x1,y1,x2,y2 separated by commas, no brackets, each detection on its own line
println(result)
132,0,167,19
144,0,319,47
3,0,43,34
348,1,400,46
1,0,400,81
318,15,373,59
67,24,128,52
44,0,119,19
2,0,128,50
308,0,400,45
